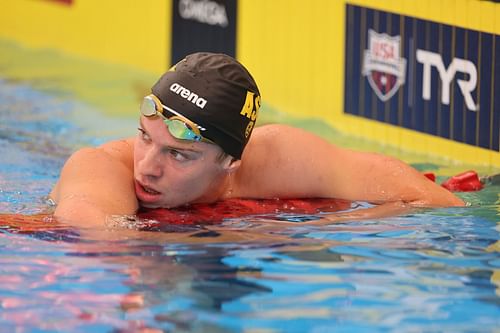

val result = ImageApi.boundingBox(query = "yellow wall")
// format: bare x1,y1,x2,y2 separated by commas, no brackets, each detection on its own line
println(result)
0,0,499,168
0,0,170,74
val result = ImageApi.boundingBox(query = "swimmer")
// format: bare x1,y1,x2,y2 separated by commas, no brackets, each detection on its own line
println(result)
49,52,464,226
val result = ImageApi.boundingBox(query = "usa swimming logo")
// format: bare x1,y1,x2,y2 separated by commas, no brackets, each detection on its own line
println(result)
362,29,407,102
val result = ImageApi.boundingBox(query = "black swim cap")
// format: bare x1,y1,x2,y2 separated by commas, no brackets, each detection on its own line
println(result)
151,52,261,159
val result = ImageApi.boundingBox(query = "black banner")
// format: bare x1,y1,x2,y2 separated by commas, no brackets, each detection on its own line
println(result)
171,0,237,65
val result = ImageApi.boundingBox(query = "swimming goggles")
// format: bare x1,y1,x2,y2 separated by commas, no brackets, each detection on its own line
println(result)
140,94,212,143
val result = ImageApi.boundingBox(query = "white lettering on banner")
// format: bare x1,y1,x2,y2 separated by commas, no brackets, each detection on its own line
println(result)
170,83,208,109
416,49,478,111
179,0,228,27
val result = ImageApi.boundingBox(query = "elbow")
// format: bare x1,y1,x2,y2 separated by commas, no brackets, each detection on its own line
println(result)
408,192,465,208
446,195,466,207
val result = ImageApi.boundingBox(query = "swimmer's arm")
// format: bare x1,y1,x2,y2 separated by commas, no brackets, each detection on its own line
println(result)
322,146,465,207
244,125,463,207
256,201,415,226
314,201,414,224
50,138,138,226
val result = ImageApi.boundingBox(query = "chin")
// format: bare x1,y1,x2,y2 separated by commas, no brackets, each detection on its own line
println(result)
139,201,163,209
140,200,185,210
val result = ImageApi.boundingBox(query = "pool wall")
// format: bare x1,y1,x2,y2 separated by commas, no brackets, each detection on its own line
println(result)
1,0,499,168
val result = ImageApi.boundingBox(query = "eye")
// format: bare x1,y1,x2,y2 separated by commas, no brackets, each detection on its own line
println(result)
137,128,151,142
169,149,189,162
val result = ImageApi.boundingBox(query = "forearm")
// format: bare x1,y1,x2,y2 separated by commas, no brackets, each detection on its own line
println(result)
333,151,465,207
404,183,464,207
307,201,414,225
250,201,414,227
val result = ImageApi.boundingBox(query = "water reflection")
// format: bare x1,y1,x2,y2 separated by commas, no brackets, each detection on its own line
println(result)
0,213,333,331
1,201,500,332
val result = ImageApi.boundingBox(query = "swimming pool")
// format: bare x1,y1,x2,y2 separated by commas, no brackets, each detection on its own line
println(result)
1,42,500,332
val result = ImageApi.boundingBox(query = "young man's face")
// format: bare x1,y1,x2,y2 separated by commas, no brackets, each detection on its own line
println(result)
133,116,229,209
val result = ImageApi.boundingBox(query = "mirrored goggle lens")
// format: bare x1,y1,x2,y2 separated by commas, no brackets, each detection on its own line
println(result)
140,96,158,117
164,118,202,141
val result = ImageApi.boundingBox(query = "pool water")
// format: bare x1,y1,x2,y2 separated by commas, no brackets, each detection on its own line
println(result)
1,41,500,332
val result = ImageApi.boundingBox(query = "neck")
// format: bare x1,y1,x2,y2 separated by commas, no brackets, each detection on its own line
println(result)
219,172,236,200
193,172,236,205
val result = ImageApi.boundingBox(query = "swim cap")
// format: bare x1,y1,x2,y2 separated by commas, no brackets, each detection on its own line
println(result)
151,52,261,159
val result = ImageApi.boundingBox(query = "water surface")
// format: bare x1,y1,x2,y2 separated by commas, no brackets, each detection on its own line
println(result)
0,40,499,332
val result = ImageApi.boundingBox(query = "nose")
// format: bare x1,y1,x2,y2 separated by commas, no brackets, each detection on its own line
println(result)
138,146,164,180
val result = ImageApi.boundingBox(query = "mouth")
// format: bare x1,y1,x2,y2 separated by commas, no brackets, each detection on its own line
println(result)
142,184,161,195
134,180,162,204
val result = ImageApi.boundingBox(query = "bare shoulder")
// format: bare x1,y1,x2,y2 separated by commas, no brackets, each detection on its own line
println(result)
245,124,341,166
60,137,135,178
249,124,337,153
251,124,329,142
99,137,135,167
234,124,340,198
50,137,135,203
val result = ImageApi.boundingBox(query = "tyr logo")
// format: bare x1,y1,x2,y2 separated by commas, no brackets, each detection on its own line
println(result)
416,50,478,111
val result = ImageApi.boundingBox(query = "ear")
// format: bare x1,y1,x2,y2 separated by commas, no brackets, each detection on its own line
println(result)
222,157,241,173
